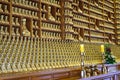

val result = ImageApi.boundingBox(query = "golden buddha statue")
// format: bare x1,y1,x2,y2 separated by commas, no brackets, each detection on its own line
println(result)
48,6,55,21
22,19,30,36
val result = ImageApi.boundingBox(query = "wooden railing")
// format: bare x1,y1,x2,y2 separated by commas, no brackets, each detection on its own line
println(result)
79,71,120,80
79,63,120,80
0,61,120,80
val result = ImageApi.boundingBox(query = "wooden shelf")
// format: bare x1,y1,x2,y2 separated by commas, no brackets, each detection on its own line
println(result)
12,13,39,20
89,15,104,21
104,31,114,34
73,32,79,35
72,3,78,6
65,30,74,34
64,15,73,18
42,19,61,24
32,27,40,30
42,27,61,33
73,24,89,29
89,5,104,16
100,1,114,9
64,6,73,10
0,1,10,5
103,25,115,29
73,18,89,24
0,0,119,43
84,33,89,36
12,24,20,27
0,11,10,15
89,9,103,16
90,34,104,38
0,22,9,26
103,6,114,13
41,1,61,8
12,3,39,11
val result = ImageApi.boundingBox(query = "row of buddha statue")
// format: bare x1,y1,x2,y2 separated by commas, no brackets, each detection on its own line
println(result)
0,27,103,74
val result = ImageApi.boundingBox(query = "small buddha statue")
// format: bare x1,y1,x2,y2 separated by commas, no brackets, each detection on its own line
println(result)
93,65,101,75
95,0,99,6
34,21,38,28
4,27,9,35
4,5,8,13
101,64,108,74
27,63,32,71
36,63,40,70
57,16,60,22
22,19,30,36
22,63,27,71
31,62,37,70
57,9,60,15
0,4,3,12
85,66,91,77
1,15,4,23
0,26,4,34
43,13,46,20
12,28,16,35
1,62,7,73
16,28,20,36
79,36,83,41
48,6,55,21
43,5,46,11
108,39,112,44
95,25,99,30
78,8,83,13
35,31,39,37
13,63,18,72
78,1,83,13
12,17,15,25
16,18,20,26
18,63,22,72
